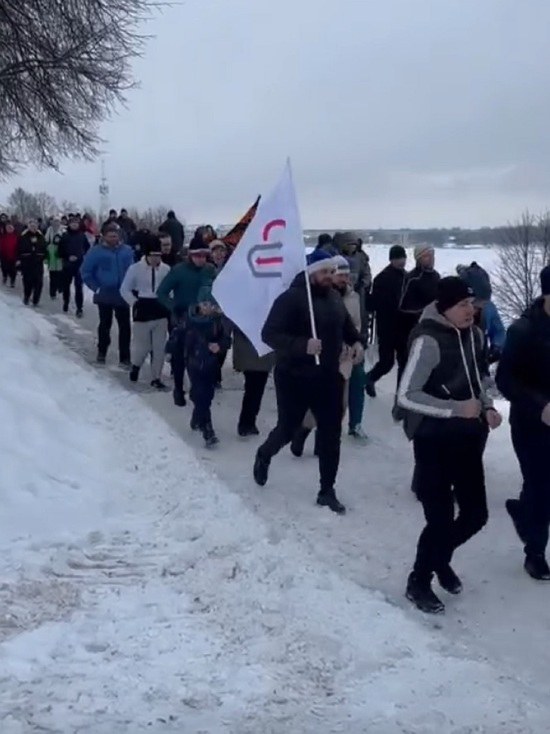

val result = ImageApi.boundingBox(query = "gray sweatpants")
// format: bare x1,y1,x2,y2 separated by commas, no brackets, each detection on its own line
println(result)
132,319,167,380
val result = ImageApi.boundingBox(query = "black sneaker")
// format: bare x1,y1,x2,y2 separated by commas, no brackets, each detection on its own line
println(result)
506,498,528,544
364,376,377,398
253,450,270,487
406,573,445,614
96,353,106,365
317,490,346,515
290,427,311,458
524,555,550,581
119,359,131,370
23,298,29,306
190,412,200,431
203,424,219,448
150,379,168,390
173,388,186,407
238,425,260,437
76,309,83,319
129,366,140,383
436,565,463,595
62,303,69,313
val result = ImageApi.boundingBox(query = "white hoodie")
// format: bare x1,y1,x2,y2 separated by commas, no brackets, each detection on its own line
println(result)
120,256,171,306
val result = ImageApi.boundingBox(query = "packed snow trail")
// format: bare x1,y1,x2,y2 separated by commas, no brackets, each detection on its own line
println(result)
0,258,548,732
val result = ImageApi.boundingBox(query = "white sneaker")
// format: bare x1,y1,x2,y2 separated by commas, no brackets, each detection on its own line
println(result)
349,425,368,441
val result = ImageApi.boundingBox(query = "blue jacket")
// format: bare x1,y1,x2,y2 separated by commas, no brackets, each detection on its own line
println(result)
479,300,506,351
80,243,134,306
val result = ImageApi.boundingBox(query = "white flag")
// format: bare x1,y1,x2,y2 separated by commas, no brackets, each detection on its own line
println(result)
213,160,306,356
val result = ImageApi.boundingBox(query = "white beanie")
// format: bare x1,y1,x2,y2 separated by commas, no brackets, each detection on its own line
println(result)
414,244,434,261
332,255,351,274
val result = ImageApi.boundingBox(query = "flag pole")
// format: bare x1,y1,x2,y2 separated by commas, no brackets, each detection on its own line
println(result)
286,157,320,367
304,267,320,366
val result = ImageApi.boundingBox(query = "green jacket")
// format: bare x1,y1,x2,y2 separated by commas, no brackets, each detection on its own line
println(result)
156,261,215,316
46,241,63,271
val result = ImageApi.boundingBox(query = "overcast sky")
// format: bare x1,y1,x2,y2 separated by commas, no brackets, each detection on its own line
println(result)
2,0,550,228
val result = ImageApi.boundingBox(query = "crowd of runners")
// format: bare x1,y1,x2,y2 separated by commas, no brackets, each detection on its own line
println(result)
1,206,550,616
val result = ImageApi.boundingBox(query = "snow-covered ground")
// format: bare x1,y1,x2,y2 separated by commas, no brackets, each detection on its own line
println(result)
0,245,548,733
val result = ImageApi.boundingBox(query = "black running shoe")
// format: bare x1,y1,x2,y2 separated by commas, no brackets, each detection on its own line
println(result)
436,565,463,595
253,450,270,487
524,555,550,581
406,573,445,614
317,490,346,515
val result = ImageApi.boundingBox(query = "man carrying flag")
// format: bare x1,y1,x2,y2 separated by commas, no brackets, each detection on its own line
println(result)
254,250,363,514
213,161,362,513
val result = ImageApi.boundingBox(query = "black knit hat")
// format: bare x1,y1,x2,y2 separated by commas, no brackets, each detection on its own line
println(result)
436,276,474,314
389,244,406,261
540,265,550,296
143,234,162,256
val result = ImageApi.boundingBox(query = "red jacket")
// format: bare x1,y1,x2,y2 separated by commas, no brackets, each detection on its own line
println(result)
0,232,18,261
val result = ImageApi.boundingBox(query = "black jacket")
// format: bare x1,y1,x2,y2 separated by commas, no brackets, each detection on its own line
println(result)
17,230,47,267
58,230,89,264
399,304,489,440
399,266,440,315
160,217,185,251
261,273,360,378
372,264,406,335
496,298,550,430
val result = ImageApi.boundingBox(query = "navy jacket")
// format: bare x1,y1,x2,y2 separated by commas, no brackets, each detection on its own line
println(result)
496,298,550,430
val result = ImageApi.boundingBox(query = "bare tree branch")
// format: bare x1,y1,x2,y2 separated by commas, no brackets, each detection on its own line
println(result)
0,0,159,175
495,210,550,320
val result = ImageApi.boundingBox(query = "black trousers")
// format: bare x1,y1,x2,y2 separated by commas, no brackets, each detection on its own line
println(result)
369,329,409,385
97,304,131,361
259,367,344,492
215,350,228,385
63,265,83,310
49,270,63,298
169,322,187,392
412,426,489,581
21,265,44,305
189,368,216,429
1,257,16,286
511,423,550,558
238,371,269,429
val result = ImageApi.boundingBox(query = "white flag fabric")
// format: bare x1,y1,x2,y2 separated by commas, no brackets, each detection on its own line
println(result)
213,160,307,356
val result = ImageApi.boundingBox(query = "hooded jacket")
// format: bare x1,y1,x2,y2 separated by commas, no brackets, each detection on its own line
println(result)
261,272,360,378
397,302,493,439
120,256,171,321
80,242,134,306
496,298,550,431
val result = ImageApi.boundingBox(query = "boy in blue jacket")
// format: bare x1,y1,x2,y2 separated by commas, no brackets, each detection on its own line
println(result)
80,223,134,365
186,286,230,447
458,262,506,366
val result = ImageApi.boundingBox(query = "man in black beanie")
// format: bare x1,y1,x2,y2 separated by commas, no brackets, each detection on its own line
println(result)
397,276,502,613
496,265,550,581
365,244,408,396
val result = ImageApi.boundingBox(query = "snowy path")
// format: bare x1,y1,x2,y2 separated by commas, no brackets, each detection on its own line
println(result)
0,274,548,732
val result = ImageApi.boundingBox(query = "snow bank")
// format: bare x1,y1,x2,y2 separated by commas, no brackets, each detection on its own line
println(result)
0,294,546,733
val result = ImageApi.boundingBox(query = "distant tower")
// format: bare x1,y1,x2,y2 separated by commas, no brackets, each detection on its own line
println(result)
99,157,109,223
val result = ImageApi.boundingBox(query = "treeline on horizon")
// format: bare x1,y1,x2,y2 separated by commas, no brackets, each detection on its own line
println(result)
304,227,521,247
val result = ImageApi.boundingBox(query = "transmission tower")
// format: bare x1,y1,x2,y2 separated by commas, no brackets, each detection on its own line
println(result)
99,158,109,222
